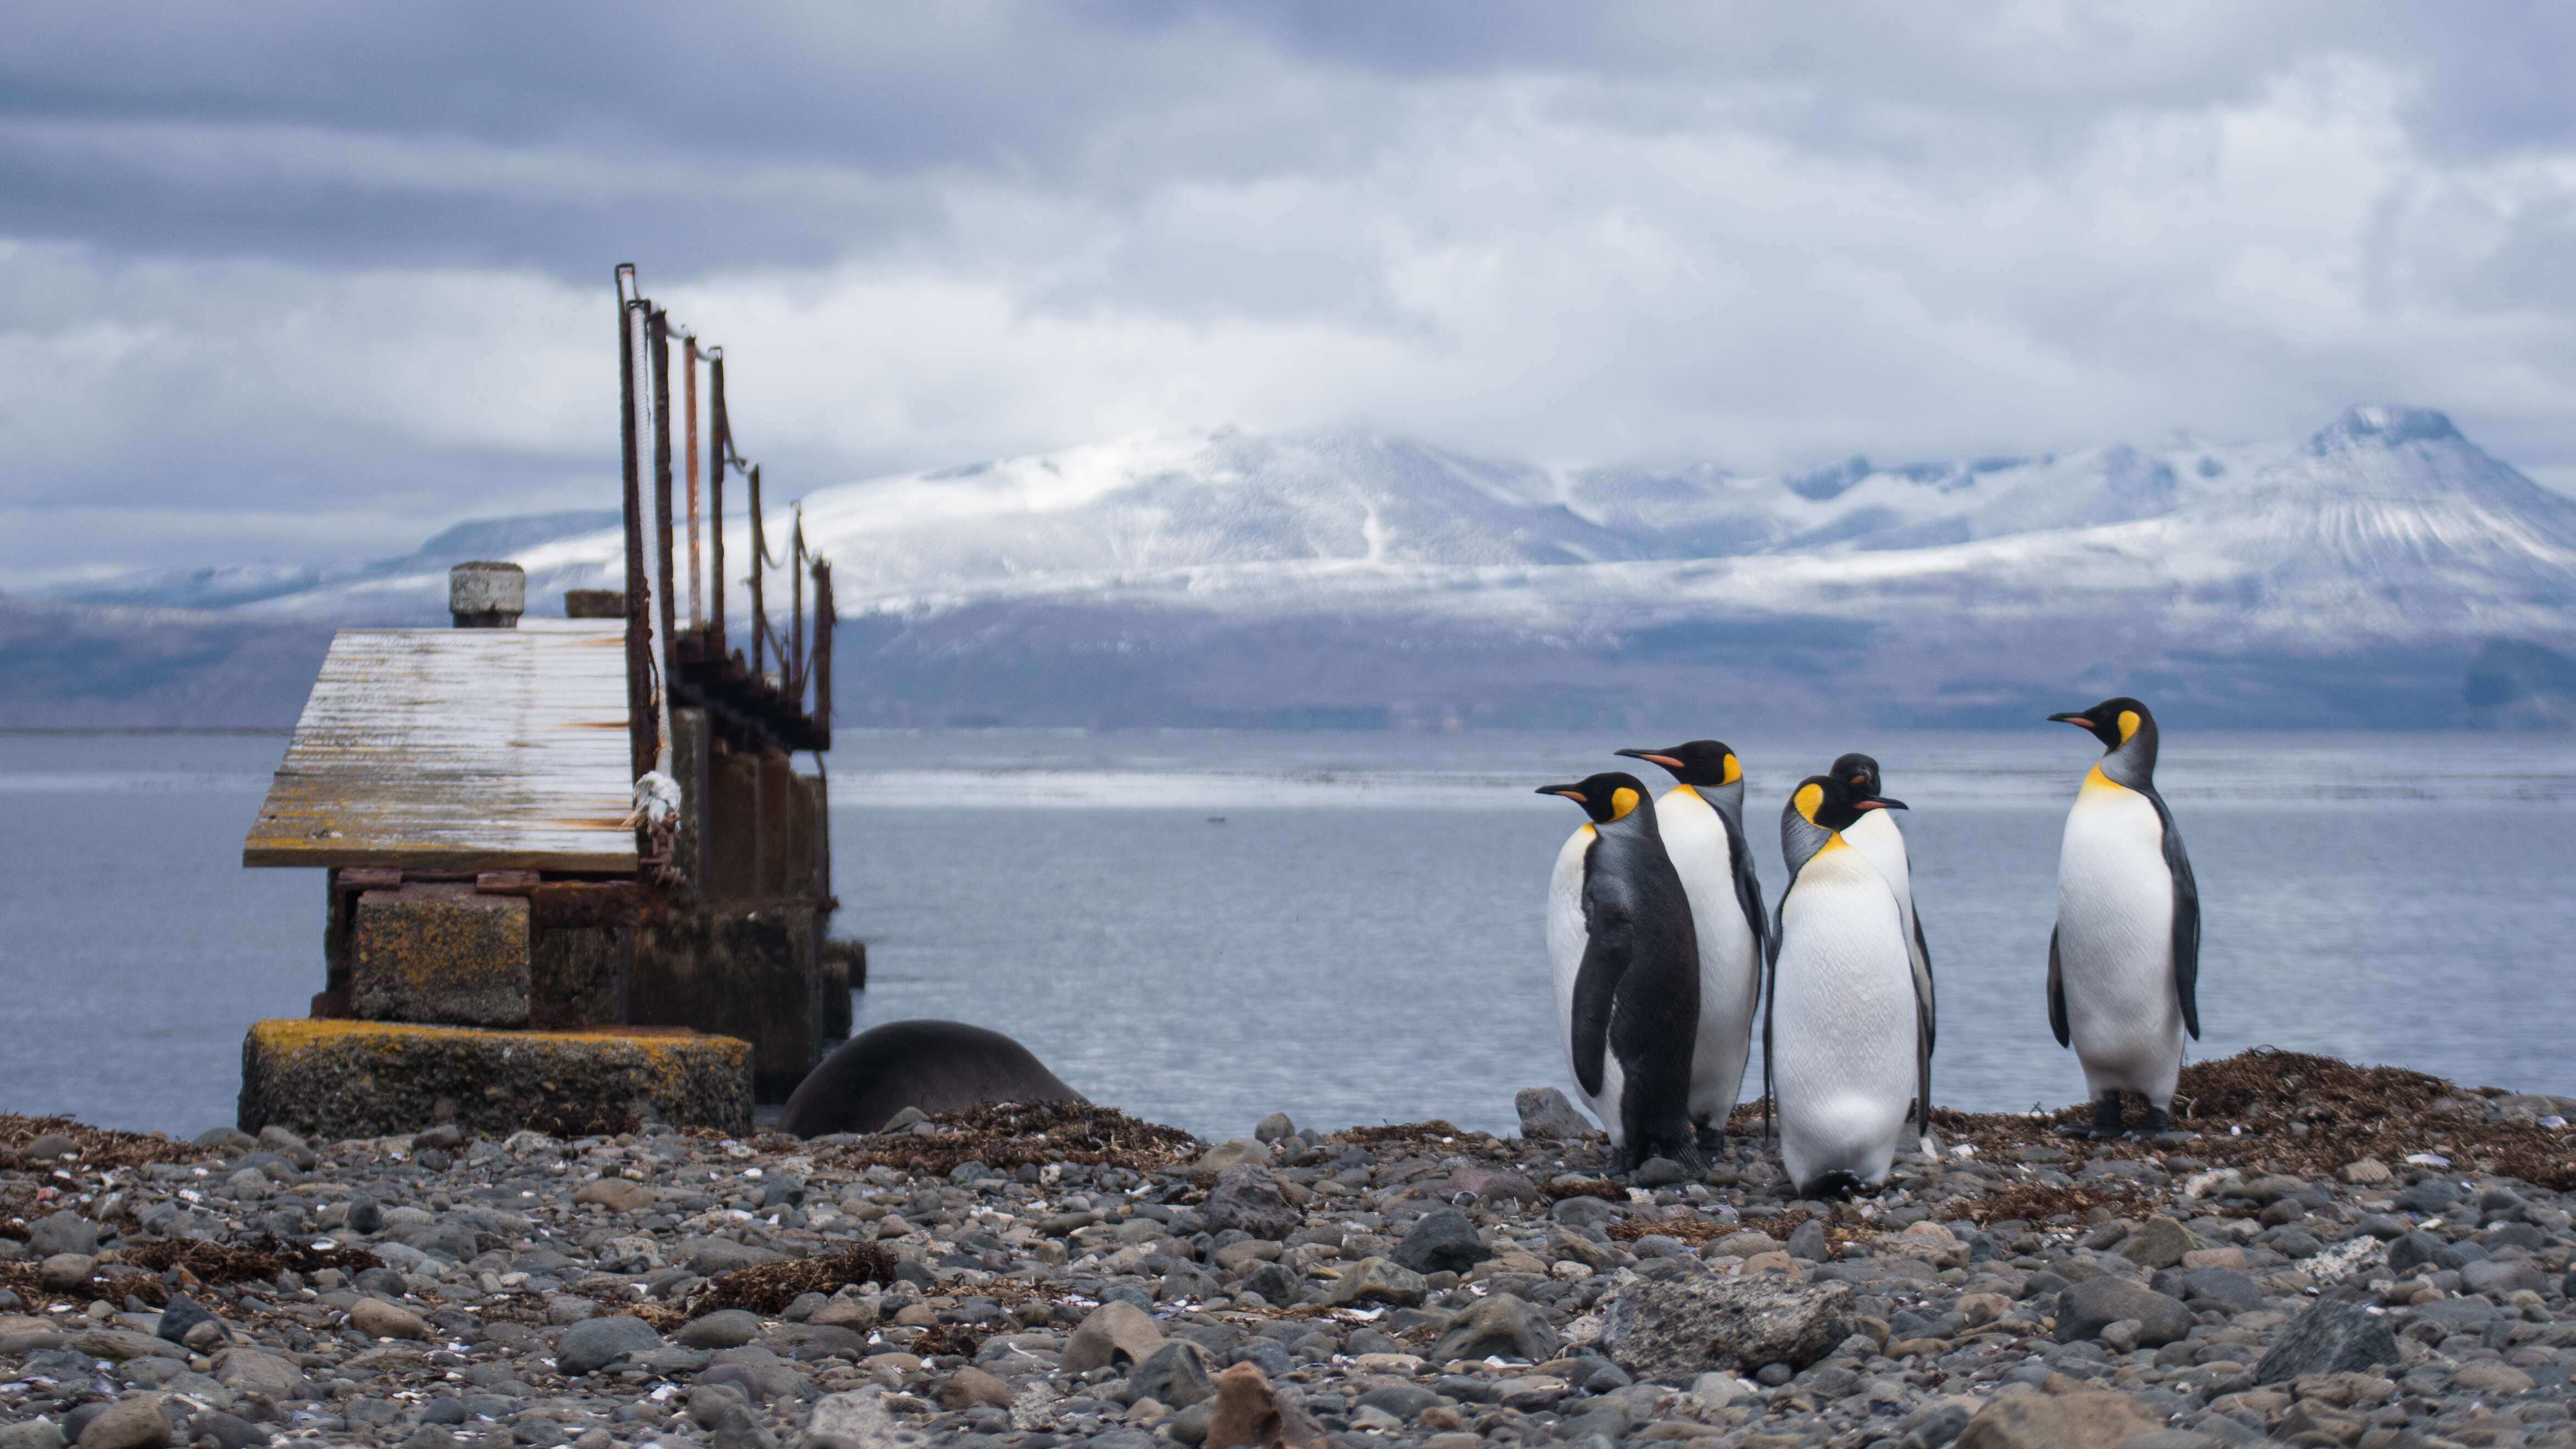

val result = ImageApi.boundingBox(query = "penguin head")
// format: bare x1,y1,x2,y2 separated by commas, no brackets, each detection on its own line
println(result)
1789,772,1906,834
1615,740,1742,788
2048,696,2154,752
1536,771,1655,827
1828,751,1882,796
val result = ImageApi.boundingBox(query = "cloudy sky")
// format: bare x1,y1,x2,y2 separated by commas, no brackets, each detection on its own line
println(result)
7,2,2576,587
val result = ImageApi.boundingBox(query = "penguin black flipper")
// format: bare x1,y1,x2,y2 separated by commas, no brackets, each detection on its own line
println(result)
1721,806,1771,956
2046,925,2071,1048
1912,914,1934,1052
1570,872,1635,1099
1760,896,1783,1140
2147,788,2202,1040
1913,963,1935,1139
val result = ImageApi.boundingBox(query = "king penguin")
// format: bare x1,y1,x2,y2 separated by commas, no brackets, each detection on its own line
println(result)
1539,771,1705,1174
1767,773,1927,1199
1828,753,1935,1133
2047,696,2199,1139
1614,742,1767,1151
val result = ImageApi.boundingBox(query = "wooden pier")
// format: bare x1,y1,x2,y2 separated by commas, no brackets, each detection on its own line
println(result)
237,265,846,1136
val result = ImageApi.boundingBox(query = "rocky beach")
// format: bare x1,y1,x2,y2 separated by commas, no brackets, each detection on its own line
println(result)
3,1049,2574,1449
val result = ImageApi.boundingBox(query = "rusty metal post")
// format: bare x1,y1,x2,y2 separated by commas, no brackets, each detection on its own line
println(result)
649,308,677,705
789,513,806,707
616,266,657,781
748,464,767,682
812,559,833,749
685,335,702,632
707,348,727,650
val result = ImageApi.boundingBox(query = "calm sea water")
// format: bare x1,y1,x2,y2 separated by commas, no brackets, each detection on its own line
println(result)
4,728,2572,1142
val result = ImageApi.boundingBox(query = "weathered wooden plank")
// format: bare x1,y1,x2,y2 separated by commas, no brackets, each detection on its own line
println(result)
243,621,639,873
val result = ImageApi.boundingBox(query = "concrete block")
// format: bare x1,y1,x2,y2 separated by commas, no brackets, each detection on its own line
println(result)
630,902,822,1100
352,884,531,1027
237,1019,752,1138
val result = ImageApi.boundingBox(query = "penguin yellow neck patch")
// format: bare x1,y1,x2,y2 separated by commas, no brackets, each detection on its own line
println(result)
1791,781,1824,824
1722,754,1742,785
1609,787,1641,822
1672,784,1700,803
2117,710,2141,743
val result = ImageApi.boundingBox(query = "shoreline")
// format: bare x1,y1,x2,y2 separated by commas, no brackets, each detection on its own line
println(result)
0,1047,2568,1449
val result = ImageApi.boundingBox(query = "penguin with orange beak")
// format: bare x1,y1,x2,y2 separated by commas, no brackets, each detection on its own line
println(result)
1614,742,1767,1152
2047,696,2200,1139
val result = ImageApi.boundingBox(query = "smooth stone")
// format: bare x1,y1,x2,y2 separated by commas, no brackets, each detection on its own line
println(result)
1253,1113,1297,1143
38,1255,97,1291
1784,1219,1831,1262
555,1314,663,1375
349,1297,430,1341
1128,1340,1214,1409
677,1310,765,1350
1950,1387,2161,1448
1327,1256,1429,1307
28,1212,100,1258
1061,1300,1166,1373
1193,1139,1272,1175
572,1179,655,1214
934,1365,1015,1411
71,1396,170,1449
153,1295,225,1347
1392,1208,1490,1276
2054,1277,2193,1348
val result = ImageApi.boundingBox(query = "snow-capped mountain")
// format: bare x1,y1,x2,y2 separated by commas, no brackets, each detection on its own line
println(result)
18,405,2576,728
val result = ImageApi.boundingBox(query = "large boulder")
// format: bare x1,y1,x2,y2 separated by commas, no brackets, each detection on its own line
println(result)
1598,1274,1856,1380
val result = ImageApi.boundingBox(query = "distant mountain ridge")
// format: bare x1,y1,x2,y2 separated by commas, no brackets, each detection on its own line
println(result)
15,407,2576,729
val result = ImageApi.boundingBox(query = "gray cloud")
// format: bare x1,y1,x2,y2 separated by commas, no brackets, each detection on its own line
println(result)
5,2,2576,585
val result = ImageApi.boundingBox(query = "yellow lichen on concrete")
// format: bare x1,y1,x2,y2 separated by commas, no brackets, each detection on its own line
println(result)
241,1018,753,1138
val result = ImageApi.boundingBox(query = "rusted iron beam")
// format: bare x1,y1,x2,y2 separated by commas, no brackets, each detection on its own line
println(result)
649,306,678,740
475,870,543,895
813,559,833,750
748,464,767,681
708,348,728,649
616,266,657,782
685,333,702,628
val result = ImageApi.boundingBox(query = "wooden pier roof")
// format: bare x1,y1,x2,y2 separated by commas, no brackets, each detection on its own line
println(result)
243,621,639,873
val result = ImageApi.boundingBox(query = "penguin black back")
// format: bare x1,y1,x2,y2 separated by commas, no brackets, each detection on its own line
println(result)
1537,771,1704,1172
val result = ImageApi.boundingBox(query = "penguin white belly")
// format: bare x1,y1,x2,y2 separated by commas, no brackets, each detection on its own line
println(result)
1773,844,1917,1192
1546,825,1626,1146
1654,786,1760,1131
1843,811,1923,973
2057,778,2183,1105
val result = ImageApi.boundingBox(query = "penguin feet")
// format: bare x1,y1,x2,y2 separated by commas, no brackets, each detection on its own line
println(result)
2134,1106,2172,1137
2087,1091,2125,1140
1694,1122,1727,1155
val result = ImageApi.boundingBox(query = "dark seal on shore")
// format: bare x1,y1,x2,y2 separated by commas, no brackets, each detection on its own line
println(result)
781,1019,1084,1137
